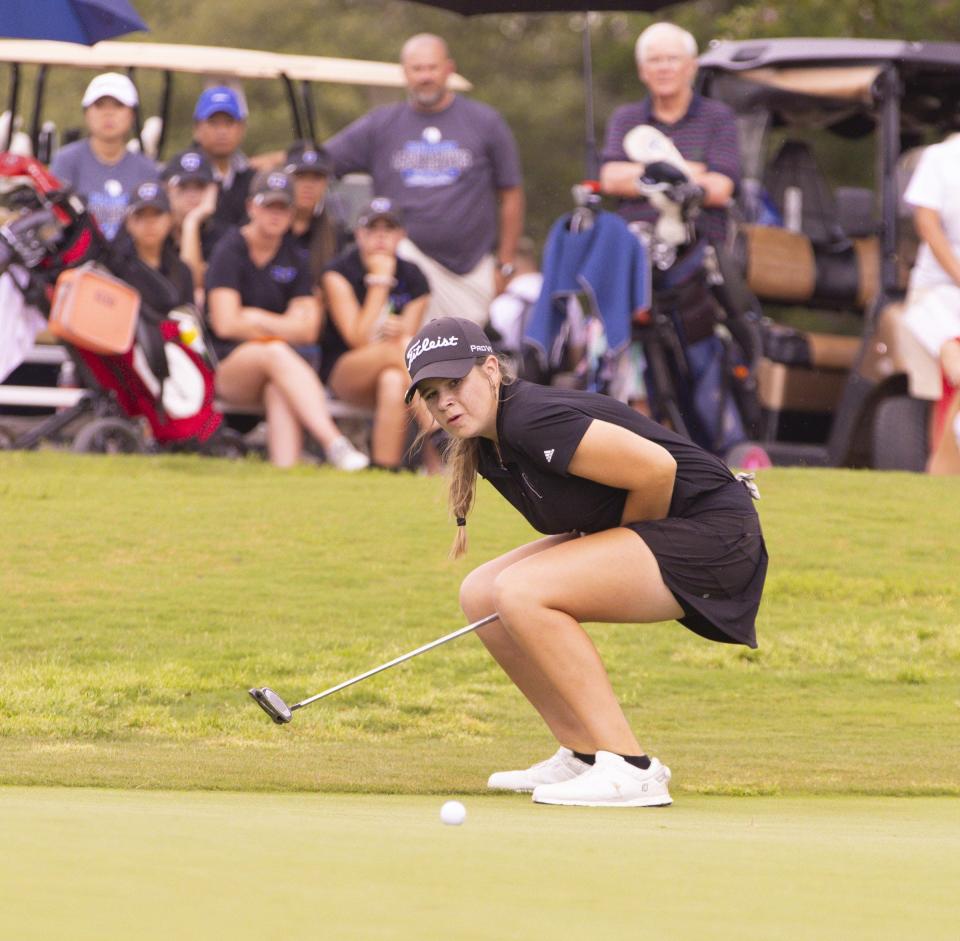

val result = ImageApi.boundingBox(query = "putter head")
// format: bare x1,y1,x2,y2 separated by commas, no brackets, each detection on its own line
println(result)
248,687,293,724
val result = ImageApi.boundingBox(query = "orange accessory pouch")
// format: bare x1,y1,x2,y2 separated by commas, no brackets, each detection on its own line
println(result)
49,263,140,355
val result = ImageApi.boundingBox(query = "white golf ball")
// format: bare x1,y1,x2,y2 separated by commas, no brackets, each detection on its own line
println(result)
440,800,466,826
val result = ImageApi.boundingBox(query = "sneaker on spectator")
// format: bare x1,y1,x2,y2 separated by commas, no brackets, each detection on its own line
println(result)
487,747,591,793
326,435,369,471
532,751,672,807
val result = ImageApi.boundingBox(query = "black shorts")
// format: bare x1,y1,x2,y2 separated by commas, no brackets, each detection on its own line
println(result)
626,509,767,648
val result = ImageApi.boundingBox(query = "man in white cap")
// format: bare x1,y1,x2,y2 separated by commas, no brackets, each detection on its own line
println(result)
50,72,159,240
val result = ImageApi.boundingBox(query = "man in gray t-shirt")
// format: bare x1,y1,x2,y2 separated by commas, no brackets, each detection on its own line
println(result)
325,33,524,325
50,72,158,241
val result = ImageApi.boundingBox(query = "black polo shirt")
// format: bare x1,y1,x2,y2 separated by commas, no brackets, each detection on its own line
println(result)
212,165,256,232
478,380,748,535
110,231,194,314
291,209,350,287
204,228,313,357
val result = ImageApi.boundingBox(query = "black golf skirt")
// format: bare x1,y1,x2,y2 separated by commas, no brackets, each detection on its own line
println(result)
626,502,767,649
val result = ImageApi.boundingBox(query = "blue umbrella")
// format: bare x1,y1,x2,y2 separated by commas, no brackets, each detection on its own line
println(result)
2,0,148,45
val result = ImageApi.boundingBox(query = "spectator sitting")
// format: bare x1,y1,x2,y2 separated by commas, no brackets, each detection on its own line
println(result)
191,86,256,237
487,235,542,356
321,197,439,471
162,148,220,301
284,142,349,287
204,170,369,470
50,72,159,241
112,180,194,315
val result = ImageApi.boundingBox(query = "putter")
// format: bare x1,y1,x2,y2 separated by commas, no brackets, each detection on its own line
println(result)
248,612,498,724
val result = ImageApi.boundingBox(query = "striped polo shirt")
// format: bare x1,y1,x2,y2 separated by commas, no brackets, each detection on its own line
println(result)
600,92,741,244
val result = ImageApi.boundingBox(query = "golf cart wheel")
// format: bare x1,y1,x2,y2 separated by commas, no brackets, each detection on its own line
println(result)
872,395,929,472
0,424,15,450
72,418,144,455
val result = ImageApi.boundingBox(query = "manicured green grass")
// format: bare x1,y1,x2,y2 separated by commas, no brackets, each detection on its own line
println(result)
1,788,958,941
1,452,958,795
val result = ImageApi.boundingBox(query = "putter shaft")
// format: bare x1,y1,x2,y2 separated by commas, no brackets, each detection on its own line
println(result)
290,612,499,711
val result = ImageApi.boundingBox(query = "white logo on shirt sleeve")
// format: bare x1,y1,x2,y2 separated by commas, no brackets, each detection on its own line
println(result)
543,449,554,463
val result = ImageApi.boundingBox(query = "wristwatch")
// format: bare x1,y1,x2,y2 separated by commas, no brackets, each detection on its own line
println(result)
498,262,515,278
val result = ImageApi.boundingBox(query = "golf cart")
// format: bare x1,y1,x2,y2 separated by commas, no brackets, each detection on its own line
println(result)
697,38,960,470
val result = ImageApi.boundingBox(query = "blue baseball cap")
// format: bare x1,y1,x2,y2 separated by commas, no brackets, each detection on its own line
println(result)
194,86,247,122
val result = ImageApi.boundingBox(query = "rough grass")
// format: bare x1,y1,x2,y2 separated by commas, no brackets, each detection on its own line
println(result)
1,453,958,795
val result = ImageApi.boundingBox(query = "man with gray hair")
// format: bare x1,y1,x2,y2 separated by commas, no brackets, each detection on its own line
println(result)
324,33,524,326
600,23,740,244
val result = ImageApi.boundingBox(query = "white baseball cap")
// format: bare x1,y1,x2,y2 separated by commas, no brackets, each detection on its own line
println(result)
82,72,138,109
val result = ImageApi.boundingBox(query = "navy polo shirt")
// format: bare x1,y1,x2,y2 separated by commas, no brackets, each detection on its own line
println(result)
204,227,313,357
601,92,741,243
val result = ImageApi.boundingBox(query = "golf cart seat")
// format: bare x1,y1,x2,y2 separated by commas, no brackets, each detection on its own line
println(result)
736,223,879,311
757,326,861,434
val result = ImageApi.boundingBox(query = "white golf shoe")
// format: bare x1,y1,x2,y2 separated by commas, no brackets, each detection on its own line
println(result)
532,751,672,807
487,747,592,793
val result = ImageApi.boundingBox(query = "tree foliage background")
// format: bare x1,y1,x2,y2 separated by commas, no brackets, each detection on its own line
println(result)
11,0,960,238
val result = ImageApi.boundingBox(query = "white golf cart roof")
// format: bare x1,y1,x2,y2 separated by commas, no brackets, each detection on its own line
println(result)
0,39,472,90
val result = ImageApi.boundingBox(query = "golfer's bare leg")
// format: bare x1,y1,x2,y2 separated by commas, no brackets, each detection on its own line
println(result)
492,528,684,757
460,533,596,752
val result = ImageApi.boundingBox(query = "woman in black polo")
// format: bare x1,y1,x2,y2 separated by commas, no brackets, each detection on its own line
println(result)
405,317,767,808
321,197,438,471
205,169,368,470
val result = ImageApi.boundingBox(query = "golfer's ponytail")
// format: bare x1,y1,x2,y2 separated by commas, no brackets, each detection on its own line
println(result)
446,357,514,559
447,436,480,559
408,355,513,559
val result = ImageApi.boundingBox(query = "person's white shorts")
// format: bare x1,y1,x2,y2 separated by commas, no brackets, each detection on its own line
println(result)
903,283,960,359
397,239,495,327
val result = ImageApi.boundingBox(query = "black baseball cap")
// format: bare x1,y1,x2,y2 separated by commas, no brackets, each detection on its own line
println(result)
284,141,334,176
404,317,494,404
356,196,403,229
162,149,214,187
127,180,170,215
249,169,294,207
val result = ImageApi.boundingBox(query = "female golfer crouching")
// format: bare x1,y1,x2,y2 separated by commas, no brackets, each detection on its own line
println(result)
405,318,768,807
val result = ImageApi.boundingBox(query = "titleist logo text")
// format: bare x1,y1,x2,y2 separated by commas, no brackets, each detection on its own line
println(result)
406,335,459,368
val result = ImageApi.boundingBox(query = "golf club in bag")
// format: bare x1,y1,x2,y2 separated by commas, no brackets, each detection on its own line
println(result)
249,612,498,724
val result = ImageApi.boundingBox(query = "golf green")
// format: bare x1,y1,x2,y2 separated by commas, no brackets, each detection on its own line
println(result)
1,788,956,940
